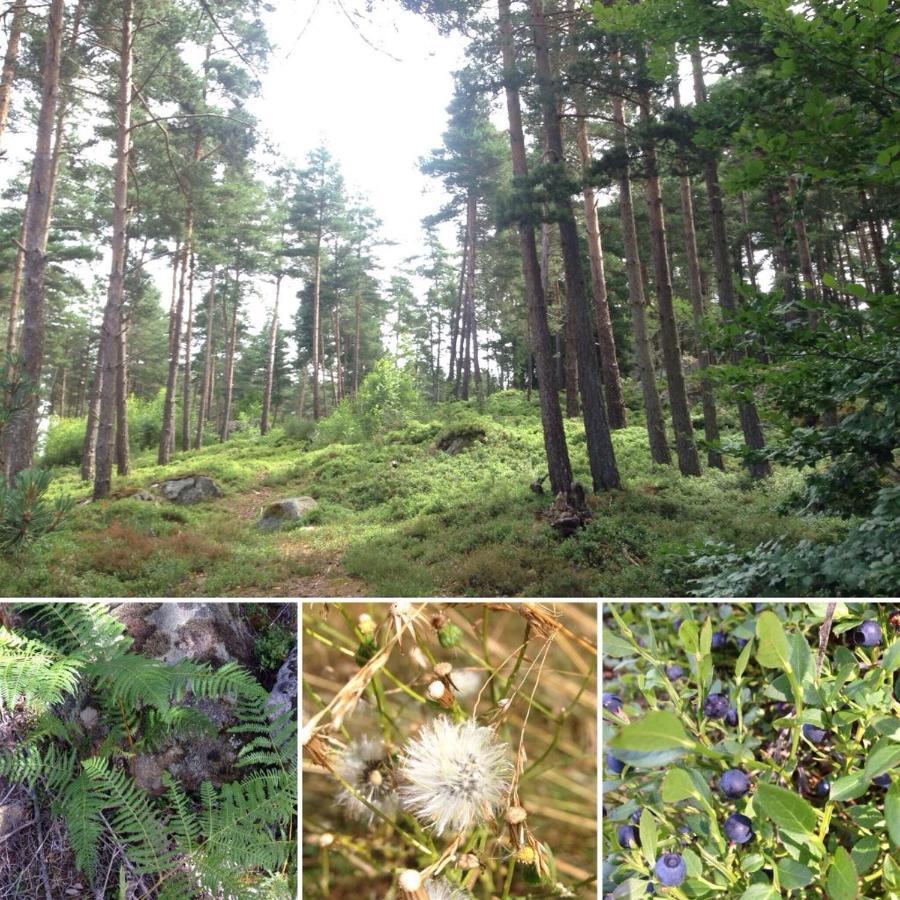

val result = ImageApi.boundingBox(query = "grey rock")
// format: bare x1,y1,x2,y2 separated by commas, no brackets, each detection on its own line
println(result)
79,706,99,728
0,802,26,837
257,496,318,532
266,653,297,720
131,490,157,502
157,475,222,505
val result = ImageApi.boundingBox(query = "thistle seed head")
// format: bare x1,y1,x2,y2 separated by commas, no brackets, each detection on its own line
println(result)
398,716,513,835
335,736,397,825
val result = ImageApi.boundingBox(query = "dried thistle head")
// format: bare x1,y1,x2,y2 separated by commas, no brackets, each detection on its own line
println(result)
334,736,398,825
398,717,513,835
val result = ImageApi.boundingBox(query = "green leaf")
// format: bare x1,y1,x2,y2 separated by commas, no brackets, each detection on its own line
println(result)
741,853,765,873
639,809,657,867
682,847,702,878
883,639,900,673
789,632,814,684
830,773,869,802
735,637,754,680
679,619,698,654
778,858,814,890
850,835,880,874
755,783,817,835
826,846,858,900
756,611,793,673
700,617,712,656
609,711,695,752
863,740,900,779
611,879,651,900
738,885,780,900
661,768,696,803
887,780,900,848
603,628,634,658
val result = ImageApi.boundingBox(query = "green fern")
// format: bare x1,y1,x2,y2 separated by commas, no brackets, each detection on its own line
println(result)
87,654,173,712
229,696,297,771
83,756,175,874
59,770,105,877
0,626,82,710
0,743,76,791
169,659,268,702
12,602,131,660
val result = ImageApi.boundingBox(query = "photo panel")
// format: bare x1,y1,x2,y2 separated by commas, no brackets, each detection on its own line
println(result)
601,601,898,899
301,600,598,899
0,600,298,899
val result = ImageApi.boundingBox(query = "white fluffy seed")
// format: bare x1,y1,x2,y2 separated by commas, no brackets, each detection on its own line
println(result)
399,869,422,891
428,680,446,700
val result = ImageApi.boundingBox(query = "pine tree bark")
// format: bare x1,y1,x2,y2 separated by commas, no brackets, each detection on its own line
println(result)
563,288,579,417
219,272,239,442
637,83,700,475
692,51,770,478
311,210,323,419
194,268,216,449
180,247,195,450
574,108,626,428
93,0,133,500
788,176,821,327
672,74,722,469
610,71,671,465
447,228,467,385
0,1,25,150
530,0,619,491
498,0,572,495
159,227,191,463
5,0,64,481
261,272,281,434
80,352,102,481
115,320,129,475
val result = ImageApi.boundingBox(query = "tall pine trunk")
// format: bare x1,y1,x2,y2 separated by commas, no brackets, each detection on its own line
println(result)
311,215,323,419
637,78,700,476
498,0,571,495
672,74,722,469
194,269,216,449
530,0,619,491
219,273,239,442
115,321,129,475
261,272,281,435
0,2,25,150
692,51,770,478
80,352,102,480
610,65,670,466
5,0,64,481
180,247,195,451
93,0,133,500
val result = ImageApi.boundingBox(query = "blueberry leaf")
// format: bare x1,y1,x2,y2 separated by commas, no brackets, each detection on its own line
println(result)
883,637,900,673
862,739,900,780
777,858,814,890
755,782,817,835
738,885,780,900
825,846,858,900
887,780,900,849
609,710,695,752
830,772,869,802
735,636,754,680
756,611,793,674
850,835,880,874
660,768,695,803
639,808,657,867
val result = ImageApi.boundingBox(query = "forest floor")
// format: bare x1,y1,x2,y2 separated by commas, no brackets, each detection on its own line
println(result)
1,392,849,597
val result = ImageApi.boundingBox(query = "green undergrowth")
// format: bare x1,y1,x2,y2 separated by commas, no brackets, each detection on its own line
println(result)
0,391,847,597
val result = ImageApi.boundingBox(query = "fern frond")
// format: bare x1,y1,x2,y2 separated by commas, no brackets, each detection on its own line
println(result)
87,654,172,712
169,660,267,702
0,743,76,791
229,697,297,771
60,770,105,877
162,773,201,857
12,602,130,660
0,627,82,711
83,757,174,874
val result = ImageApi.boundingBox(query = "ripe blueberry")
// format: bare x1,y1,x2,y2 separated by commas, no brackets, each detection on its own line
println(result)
631,807,642,824
617,824,640,848
704,693,730,719
666,664,684,681
802,724,827,744
873,773,891,789
711,631,727,650
606,752,625,774
735,637,748,650
724,812,754,844
725,706,738,727
673,618,683,631
654,852,687,887
719,769,750,799
815,779,830,798
854,620,882,647
603,693,623,713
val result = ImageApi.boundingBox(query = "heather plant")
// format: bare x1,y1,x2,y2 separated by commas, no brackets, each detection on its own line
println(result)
302,602,597,898
602,602,899,899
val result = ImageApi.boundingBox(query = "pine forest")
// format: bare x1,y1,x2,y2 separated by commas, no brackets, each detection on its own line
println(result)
0,0,896,597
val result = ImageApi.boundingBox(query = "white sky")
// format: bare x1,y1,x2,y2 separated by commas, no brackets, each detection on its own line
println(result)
250,1,468,330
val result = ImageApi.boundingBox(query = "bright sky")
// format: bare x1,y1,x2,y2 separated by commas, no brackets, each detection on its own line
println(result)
251,0,468,327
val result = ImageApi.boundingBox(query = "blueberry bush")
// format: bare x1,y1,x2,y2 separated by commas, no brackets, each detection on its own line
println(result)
602,603,900,899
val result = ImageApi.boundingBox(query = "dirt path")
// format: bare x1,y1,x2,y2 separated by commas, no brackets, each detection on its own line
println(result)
221,481,368,597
